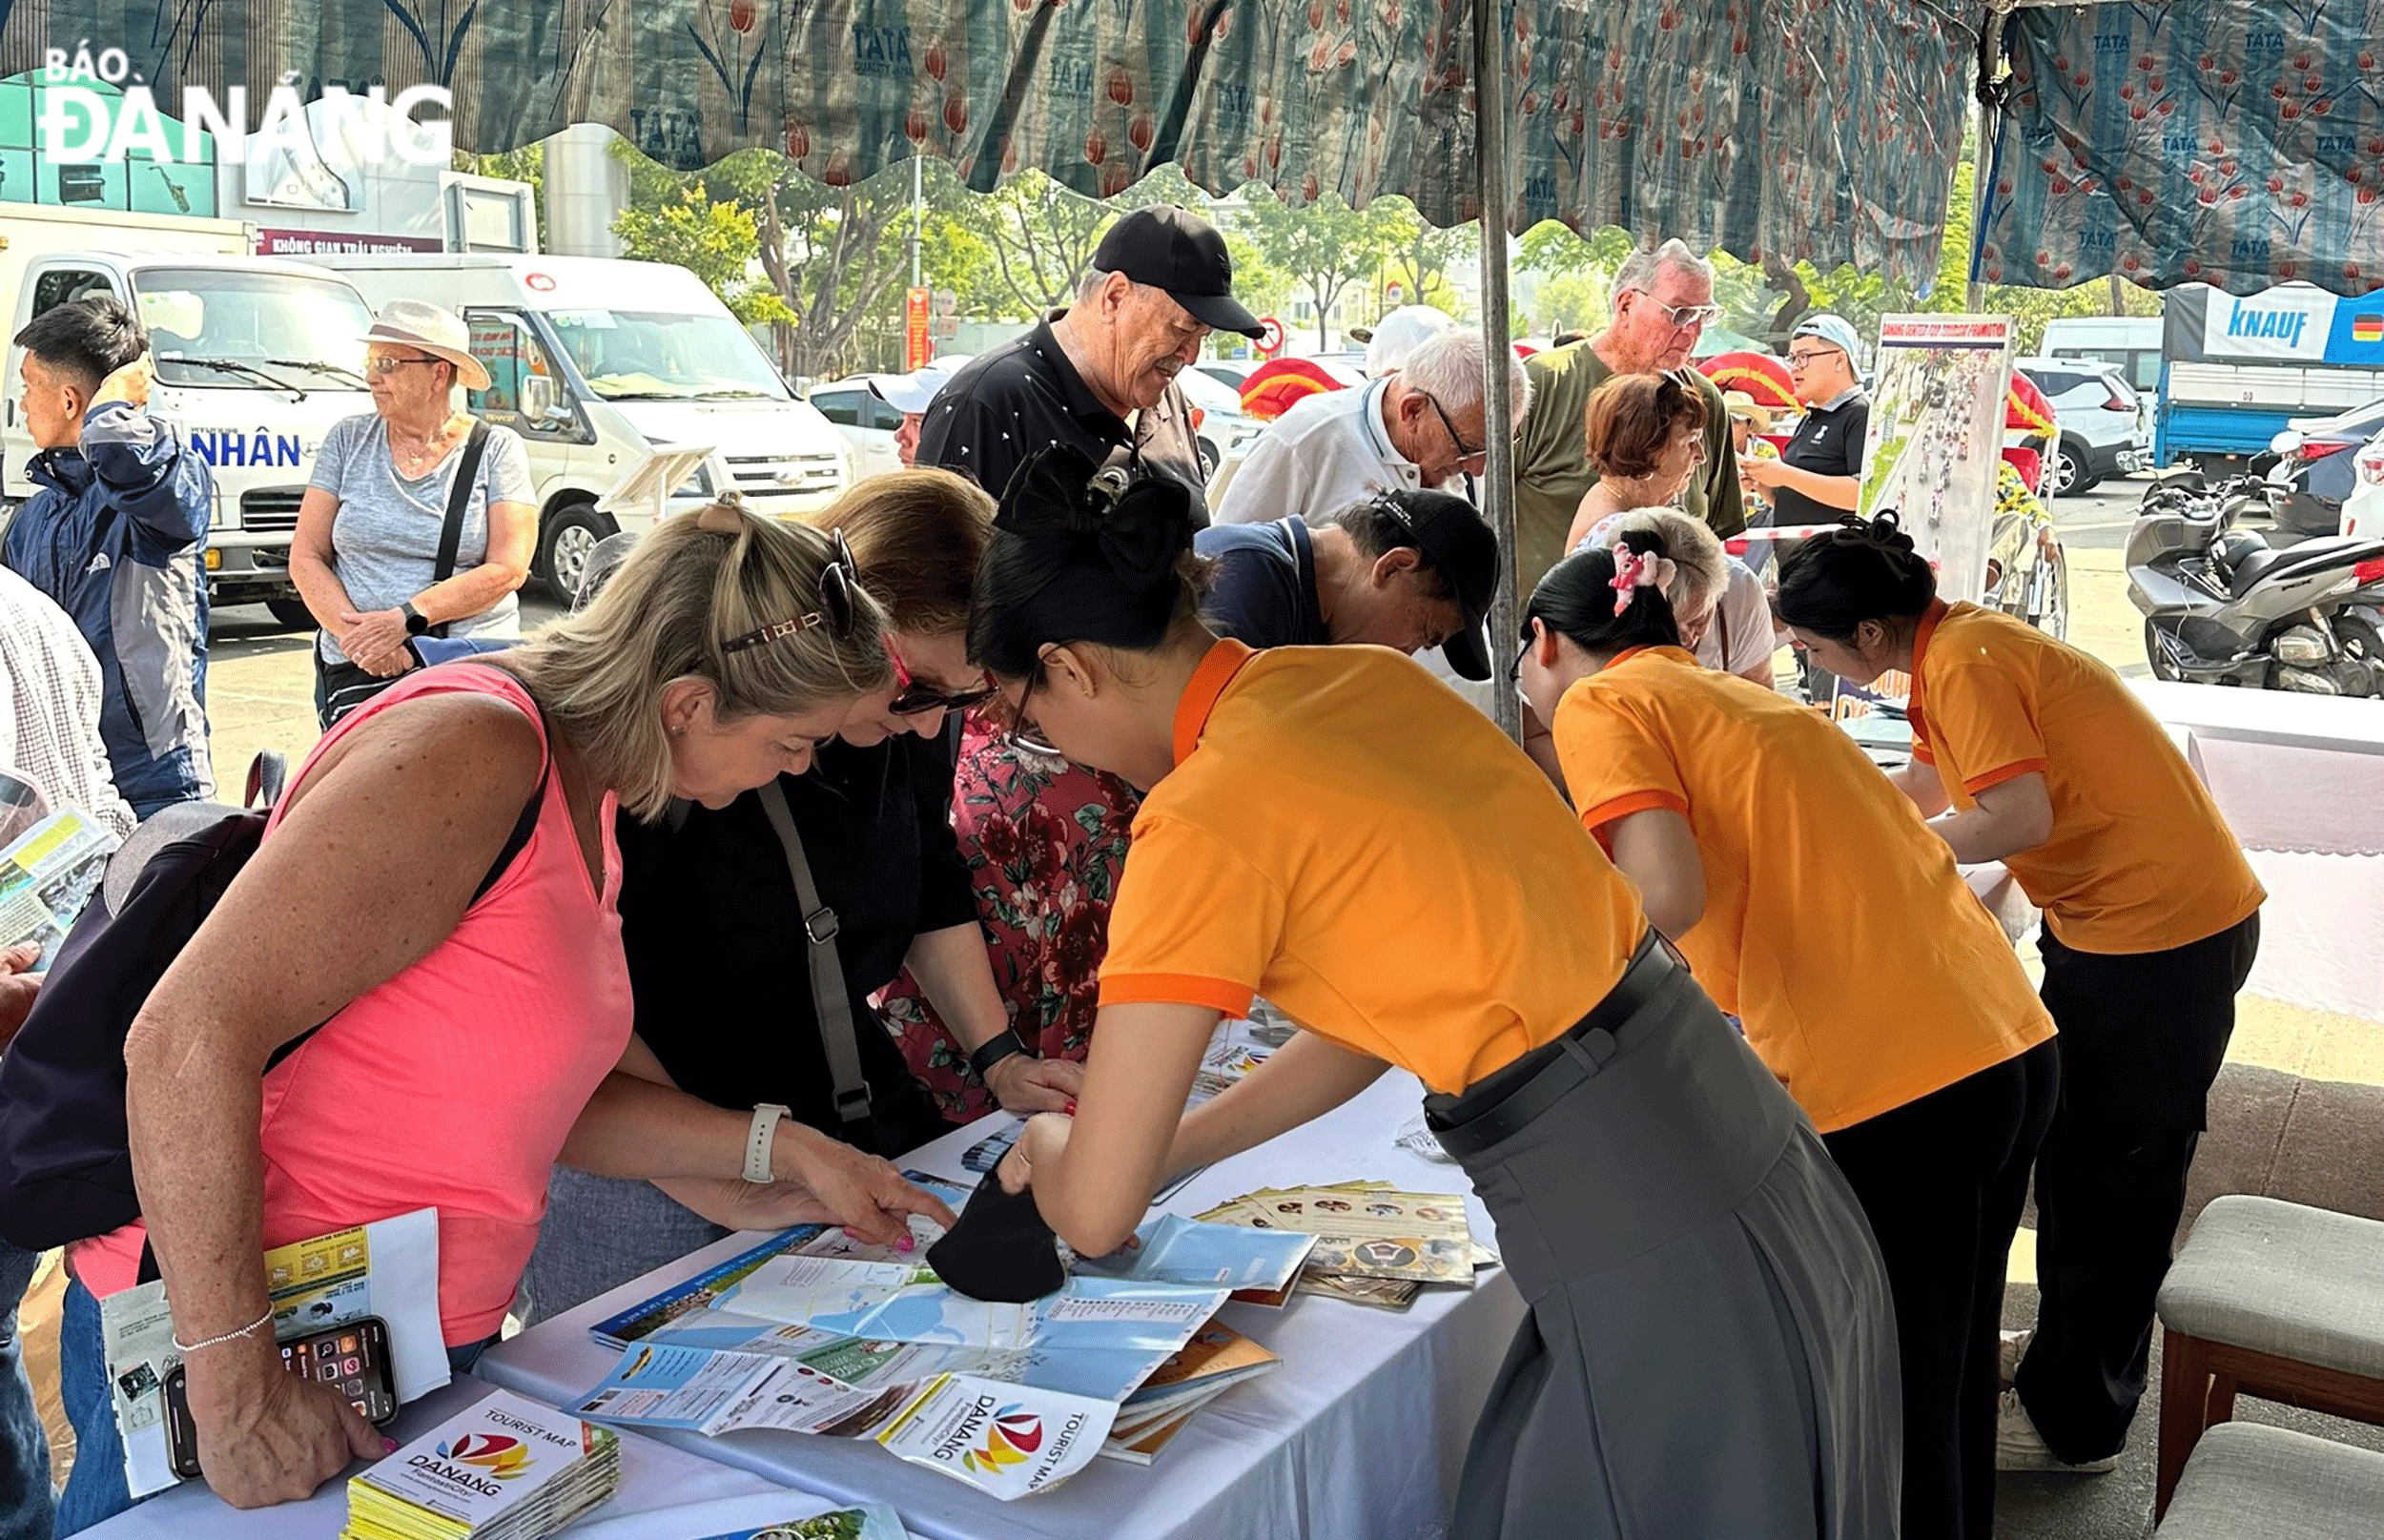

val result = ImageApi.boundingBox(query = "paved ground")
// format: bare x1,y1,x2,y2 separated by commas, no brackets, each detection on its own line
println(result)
26,476,2383,1536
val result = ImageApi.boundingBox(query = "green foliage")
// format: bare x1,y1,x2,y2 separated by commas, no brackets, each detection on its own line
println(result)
612,190,793,327
1227,187,1414,348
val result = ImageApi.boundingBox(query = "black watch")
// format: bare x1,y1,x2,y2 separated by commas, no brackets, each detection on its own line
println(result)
400,601,431,637
967,1028,1031,1082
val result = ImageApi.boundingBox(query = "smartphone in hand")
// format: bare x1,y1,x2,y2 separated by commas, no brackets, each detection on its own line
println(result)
164,1315,399,1479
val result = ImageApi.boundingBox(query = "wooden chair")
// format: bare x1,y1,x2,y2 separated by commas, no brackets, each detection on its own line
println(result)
2154,1196,2384,1520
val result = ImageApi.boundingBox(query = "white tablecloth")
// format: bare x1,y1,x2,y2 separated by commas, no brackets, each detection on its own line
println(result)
2130,681,2384,1020
479,1071,1526,1540
76,1377,826,1540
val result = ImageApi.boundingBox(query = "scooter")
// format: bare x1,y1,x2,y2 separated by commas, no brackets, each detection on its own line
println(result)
2127,469,2384,694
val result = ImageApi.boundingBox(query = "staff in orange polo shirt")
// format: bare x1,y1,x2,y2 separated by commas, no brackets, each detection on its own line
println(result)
1519,534,2056,1540
1778,513,2264,1479
948,447,1899,1540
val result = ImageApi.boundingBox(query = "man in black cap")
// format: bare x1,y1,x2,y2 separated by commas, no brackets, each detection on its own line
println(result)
916,206,1264,514
1193,489,1497,682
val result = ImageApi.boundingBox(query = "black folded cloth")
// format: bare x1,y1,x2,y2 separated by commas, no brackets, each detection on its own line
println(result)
925,1164,1068,1303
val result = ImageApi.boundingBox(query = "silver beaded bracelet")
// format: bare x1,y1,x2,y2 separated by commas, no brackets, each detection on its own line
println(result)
171,1304,275,1354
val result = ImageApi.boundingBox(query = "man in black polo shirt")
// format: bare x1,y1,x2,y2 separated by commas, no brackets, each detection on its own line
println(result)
916,206,1264,515
1193,489,1496,680
1746,313,1871,527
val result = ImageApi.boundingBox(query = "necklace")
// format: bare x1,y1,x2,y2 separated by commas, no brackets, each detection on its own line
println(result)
389,417,461,477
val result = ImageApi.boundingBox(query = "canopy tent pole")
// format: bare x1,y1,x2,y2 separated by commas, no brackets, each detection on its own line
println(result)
1473,0,1522,743
1967,3,2012,311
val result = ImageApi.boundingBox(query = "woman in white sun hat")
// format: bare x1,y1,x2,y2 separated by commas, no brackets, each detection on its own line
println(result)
290,298,538,728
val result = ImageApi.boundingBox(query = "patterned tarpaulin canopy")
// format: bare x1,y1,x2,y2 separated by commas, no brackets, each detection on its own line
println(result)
0,0,1978,289
1980,0,2384,297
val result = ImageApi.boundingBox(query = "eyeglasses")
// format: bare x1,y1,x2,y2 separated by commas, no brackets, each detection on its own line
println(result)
1786,348,1843,370
1419,394,1487,465
723,528,860,654
1641,298,1724,330
363,355,443,378
1003,669,1061,758
887,643,999,717
1506,632,1532,686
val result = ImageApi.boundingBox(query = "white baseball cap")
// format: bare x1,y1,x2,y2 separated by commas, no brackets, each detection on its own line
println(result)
865,365,955,416
1365,306,1458,377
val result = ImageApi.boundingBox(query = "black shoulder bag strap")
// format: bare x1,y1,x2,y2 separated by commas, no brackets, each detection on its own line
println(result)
755,780,874,1131
426,421,493,640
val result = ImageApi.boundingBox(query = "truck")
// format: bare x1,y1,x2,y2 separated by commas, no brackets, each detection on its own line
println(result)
2154,284,2384,472
2,202,380,622
305,254,857,597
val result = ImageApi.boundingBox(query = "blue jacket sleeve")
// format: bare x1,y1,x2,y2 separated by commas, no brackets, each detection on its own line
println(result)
80,404,213,557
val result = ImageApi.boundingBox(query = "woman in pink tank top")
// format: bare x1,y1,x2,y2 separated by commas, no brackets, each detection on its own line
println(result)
55,503,955,1533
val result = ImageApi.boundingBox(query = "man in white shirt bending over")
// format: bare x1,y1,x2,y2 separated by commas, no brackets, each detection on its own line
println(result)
1214,328,1530,529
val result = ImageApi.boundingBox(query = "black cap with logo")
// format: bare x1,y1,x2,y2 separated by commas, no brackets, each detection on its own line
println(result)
1370,488,1498,681
1092,207,1266,339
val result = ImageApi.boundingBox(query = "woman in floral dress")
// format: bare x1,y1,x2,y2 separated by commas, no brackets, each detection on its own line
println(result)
881,713,1137,1122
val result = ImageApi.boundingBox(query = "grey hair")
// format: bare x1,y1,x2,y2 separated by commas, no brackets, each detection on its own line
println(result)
1397,328,1532,421
1605,506,1727,621
1613,238,1715,300
1078,266,1117,301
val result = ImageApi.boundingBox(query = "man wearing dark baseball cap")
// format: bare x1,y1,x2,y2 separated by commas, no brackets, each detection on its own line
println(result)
916,206,1259,515
1194,489,1498,680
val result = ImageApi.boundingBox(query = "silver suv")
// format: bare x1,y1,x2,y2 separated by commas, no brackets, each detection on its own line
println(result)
2017,358,2154,496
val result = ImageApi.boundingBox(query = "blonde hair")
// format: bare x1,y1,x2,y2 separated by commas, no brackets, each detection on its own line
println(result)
810,469,995,636
1605,507,1727,622
494,500,893,819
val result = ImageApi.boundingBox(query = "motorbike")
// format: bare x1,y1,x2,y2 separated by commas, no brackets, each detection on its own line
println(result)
2127,469,2384,694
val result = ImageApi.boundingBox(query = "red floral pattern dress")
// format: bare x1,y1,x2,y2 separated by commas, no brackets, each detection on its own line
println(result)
879,708,1139,1122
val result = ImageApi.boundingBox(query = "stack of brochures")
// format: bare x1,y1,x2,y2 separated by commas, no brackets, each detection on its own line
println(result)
341,1390,620,1540
1100,1322,1281,1465
1197,1181,1496,1312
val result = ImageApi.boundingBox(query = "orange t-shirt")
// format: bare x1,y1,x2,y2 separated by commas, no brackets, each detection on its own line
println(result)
1909,601,2265,955
1098,638,1645,1096
1555,646,2055,1133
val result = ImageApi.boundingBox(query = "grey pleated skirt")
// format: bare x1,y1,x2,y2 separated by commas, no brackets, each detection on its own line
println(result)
1429,956,1902,1539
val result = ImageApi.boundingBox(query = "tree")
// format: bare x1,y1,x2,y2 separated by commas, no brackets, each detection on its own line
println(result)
953,171,1113,318
612,190,794,327
1229,188,1412,348
1379,200,1476,316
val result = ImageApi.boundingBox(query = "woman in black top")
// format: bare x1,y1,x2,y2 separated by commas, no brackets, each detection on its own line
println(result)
522,472,1085,1323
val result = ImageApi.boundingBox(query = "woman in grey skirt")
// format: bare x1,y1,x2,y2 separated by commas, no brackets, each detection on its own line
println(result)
959,449,1901,1536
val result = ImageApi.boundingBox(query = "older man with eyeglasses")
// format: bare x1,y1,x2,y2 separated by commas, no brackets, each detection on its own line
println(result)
1514,238,1745,592
1742,314,1870,528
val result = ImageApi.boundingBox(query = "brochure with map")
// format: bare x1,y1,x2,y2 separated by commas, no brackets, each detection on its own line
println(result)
568,1195,1302,1498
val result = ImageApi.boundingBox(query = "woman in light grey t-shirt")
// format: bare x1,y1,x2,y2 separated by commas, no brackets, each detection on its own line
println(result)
291,300,538,727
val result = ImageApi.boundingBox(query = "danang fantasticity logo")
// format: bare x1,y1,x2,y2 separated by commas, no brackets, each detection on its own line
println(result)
438,1432,532,1479
34,43,452,167
960,1406,1043,1475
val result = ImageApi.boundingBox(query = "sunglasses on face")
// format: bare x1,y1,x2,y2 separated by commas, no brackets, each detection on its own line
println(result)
723,528,860,654
887,643,999,716
364,355,443,378
1642,297,1723,329
1506,632,1532,686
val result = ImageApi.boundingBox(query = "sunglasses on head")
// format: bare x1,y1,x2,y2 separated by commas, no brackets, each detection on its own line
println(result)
723,528,861,654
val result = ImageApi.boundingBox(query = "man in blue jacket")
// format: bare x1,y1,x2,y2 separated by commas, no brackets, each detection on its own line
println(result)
4,298,215,817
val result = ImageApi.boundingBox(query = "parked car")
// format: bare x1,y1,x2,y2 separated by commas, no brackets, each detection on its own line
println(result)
2016,357,2153,496
2338,426,2384,541
809,376,907,481
1174,364,1264,480
2266,396,2384,538
1197,361,1252,392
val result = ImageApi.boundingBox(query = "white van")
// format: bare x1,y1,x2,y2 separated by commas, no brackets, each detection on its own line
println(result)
309,254,854,595
2,238,379,623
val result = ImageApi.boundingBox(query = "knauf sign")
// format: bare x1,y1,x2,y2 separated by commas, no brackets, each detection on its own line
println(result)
2209,290,2335,362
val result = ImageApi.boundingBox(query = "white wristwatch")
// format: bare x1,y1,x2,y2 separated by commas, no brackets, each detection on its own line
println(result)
744,1103,791,1185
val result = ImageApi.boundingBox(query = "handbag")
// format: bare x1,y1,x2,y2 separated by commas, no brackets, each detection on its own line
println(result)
320,421,494,727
